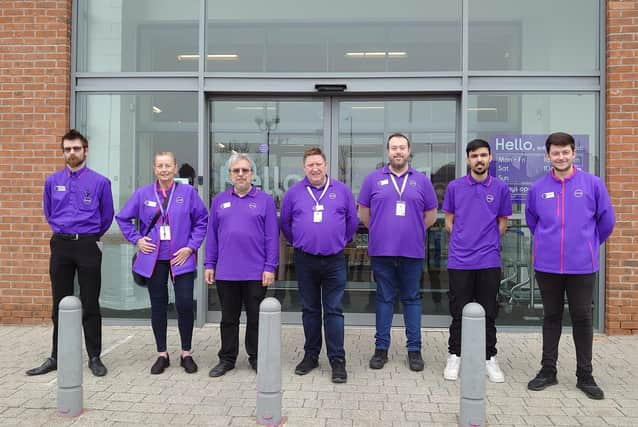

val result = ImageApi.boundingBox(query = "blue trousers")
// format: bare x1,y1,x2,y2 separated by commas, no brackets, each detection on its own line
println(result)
371,256,424,352
147,261,195,353
294,249,346,361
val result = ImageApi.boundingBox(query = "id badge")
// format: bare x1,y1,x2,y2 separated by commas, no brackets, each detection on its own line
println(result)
313,211,323,223
395,201,406,217
159,225,171,240
313,204,324,212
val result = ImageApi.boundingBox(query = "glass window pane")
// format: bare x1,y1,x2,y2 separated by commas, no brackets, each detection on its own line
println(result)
77,92,198,318
77,0,199,72
468,92,599,327
338,99,457,314
207,1,461,72
469,0,599,71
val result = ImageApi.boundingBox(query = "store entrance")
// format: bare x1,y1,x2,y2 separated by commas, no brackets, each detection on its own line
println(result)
207,96,458,325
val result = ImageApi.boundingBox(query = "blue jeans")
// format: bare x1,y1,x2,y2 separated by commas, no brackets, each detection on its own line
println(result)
371,256,424,352
294,249,346,361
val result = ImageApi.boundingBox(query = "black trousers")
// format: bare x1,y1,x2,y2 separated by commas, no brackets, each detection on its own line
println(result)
535,271,595,378
216,280,266,365
447,268,501,359
49,235,102,359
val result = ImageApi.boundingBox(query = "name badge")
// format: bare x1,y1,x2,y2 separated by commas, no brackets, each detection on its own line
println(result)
542,192,555,199
379,179,389,186
222,201,231,209
55,185,66,192
313,211,323,223
395,201,406,217
159,225,171,241
144,200,157,207
313,204,324,212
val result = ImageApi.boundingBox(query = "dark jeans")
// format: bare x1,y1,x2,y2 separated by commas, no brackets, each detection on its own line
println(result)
49,235,102,359
371,256,423,352
294,249,346,361
535,271,595,378
147,261,195,353
216,280,267,365
447,268,501,359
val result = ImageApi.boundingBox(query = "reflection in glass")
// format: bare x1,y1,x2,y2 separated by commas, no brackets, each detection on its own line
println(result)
78,93,198,318
468,92,599,327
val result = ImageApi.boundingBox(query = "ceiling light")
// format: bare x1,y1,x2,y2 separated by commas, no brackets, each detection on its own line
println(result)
152,106,162,114
467,107,498,112
345,51,407,58
177,54,239,61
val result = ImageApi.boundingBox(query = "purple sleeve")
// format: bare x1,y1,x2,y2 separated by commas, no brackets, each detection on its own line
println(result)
498,184,513,217
186,189,209,252
279,191,293,244
115,190,143,244
204,197,218,270
442,183,454,213
43,178,52,227
422,177,438,211
595,179,615,244
99,178,115,237
345,186,358,242
525,186,538,235
357,174,372,207
263,195,279,273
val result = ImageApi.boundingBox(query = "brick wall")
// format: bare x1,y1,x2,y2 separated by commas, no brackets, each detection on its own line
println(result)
607,0,638,334
0,1,72,323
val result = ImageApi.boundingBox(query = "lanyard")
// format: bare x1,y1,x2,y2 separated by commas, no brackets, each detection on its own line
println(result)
306,177,330,207
154,183,175,221
390,172,409,200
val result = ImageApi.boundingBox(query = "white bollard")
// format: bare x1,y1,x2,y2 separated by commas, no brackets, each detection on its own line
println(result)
256,297,283,426
57,296,83,417
459,302,486,427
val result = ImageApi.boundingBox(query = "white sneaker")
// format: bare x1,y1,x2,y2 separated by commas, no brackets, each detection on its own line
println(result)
443,354,461,381
486,356,505,383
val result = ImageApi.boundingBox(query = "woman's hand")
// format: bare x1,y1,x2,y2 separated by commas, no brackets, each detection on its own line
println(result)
205,269,215,285
136,236,156,254
171,247,193,266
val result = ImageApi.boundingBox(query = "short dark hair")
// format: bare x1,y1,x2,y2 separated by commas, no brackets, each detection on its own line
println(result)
545,132,575,153
61,129,88,150
466,139,491,156
303,147,326,163
386,132,411,149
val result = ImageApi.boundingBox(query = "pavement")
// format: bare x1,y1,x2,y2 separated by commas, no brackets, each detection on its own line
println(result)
0,324,636,426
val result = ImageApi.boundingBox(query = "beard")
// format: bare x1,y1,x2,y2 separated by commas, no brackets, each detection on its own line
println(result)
472,164,488,175
65,154,85,169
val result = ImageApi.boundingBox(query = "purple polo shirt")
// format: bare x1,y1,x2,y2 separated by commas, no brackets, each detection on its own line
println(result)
443,175,512,269
280,176,358,256
156,182,175,261
525,168,615,274
358,165,437,259
205,186,279,281
44,165,114,236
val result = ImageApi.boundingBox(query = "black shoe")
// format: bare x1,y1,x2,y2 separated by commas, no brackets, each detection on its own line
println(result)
249,358,258,372
26,357,57,376
294,354,319,375
407,351,424,372
88,356,107,377
577,376,605,400
330,359,347,384
527,367,558,391
150,355,170,375
369,349,388,370
180,355,198,374
209,361,234,378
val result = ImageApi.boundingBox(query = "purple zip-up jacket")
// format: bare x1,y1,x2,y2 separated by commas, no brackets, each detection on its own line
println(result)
525,168,615,274
116,181,208,279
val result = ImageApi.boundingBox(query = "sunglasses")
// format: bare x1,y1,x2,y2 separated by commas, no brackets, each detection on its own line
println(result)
63,146,85,153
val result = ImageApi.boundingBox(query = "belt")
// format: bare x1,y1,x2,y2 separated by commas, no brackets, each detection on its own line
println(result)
294,248,343,258
53,233,100,241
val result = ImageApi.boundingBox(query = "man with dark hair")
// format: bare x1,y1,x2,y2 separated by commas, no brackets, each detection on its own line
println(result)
358,133,438,372
27,129,114,377
280,147,358,383
526,132,615,400
442,138,511,382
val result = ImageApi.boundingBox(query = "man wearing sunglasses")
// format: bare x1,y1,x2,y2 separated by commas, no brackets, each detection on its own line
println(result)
27,129,114,377
280,147,358,383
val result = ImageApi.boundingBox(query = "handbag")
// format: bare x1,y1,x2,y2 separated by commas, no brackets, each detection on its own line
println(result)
131,183,177,286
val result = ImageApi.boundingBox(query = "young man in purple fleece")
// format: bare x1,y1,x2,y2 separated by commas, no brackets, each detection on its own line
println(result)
526,132,615,400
